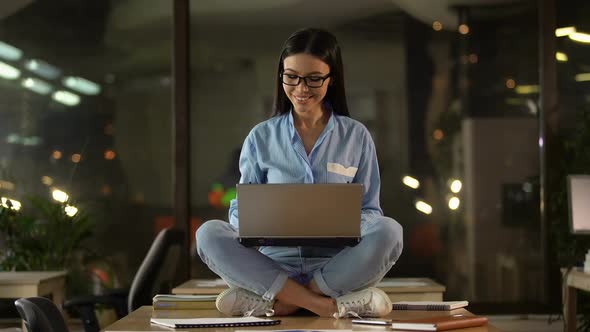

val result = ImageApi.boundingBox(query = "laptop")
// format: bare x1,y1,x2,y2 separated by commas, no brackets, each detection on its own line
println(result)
237,183,363,247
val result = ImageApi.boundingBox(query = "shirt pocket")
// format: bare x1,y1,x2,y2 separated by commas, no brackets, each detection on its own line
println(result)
327,162,357,183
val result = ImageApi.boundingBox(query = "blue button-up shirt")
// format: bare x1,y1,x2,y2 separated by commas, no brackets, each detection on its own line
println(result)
229,111,383,229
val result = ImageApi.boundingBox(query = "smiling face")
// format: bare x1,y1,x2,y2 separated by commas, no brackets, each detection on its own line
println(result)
282,53,331,117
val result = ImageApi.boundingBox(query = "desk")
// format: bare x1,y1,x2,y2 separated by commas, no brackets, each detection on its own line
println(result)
564,267,590,332
0,271,67,305
173,278,446,302
0,271,67,330
104,306,501,331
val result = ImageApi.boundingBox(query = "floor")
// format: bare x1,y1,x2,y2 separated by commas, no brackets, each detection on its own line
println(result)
0,314,566,332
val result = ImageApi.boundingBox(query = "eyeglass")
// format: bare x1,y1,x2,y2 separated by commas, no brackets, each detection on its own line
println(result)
281,72,331,88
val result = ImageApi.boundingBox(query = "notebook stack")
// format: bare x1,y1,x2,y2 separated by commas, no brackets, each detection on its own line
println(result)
152,294,218,310
391,301,469,311
353,313,488,331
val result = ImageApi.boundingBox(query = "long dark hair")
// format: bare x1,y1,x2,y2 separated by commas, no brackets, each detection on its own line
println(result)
272,28,350,117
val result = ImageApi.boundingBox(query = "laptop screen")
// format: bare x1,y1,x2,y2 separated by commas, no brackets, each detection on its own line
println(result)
237,183,363,246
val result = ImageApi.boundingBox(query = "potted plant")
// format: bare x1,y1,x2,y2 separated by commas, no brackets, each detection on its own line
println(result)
0,196,94,272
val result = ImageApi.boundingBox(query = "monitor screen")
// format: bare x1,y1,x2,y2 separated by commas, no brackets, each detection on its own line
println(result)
568,175,590,234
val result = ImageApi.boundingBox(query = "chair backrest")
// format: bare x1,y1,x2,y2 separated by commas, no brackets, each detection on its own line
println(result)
127,227,184,312
14,297,69,332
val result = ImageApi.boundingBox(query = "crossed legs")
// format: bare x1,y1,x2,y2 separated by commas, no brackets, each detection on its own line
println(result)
196,217,403,317
271,279,333,316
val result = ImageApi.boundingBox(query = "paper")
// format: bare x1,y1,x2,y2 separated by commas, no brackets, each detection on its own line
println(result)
195,279,227,287
327,163,358,177
153,294,217,302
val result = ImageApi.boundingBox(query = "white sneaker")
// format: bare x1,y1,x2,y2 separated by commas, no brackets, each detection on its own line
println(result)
334,287,392,318
215,287,275,317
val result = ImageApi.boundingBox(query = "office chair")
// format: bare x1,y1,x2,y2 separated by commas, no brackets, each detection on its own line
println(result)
15,296,69,332
64,227,184,332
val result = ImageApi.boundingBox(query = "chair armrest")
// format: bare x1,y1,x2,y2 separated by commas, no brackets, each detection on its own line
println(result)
64,289,130,332
64,294,112,308
63,295,106,332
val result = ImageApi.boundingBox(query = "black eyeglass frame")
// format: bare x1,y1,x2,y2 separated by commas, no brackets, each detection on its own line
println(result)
280,72,331,88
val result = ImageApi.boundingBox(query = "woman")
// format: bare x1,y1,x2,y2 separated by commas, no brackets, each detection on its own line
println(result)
196,28,403,318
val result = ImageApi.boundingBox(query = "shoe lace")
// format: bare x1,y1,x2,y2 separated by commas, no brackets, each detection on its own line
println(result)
237,293,274,317
334,299,368,319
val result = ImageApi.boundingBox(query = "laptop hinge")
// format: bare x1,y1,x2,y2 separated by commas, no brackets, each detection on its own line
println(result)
239,237,361,247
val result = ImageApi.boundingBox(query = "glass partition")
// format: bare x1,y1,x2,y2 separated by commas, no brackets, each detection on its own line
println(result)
0,0,173,296
551,0,590,310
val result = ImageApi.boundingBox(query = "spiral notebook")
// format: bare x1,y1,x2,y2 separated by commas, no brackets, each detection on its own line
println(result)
392,301,468,311
150,316,281,328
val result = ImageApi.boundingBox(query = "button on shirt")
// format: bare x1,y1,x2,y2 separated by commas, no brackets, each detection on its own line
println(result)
229,111,383,229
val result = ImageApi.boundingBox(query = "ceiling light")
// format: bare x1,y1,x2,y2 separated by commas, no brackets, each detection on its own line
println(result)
432,21,443,31
24,59,61,79
505,79,516,89
52,150,63,160
62,76,101,95
1,197,21,211
402,176,420,189
104,150,116,160
0,61,20,80
6,134,20,144
448,197,460,210
458,24,469,35
22,136,42,146
555,26,576,37
41,176,53,186
575,73,590,82
515,85,539,94
415,200,432,215
450,179,462,193
65,205,78,217
556,52,568,62
22,77,52,95
433,129,444,140
52,189,69,203
52,90,80,106
0,180,15,191
0,41,22,61
569,32,590,44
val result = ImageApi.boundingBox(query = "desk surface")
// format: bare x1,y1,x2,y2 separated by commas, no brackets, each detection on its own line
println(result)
566,267,590,290
104,306,500,332
173,278,446,295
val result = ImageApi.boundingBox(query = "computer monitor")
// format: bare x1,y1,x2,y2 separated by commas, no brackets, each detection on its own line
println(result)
568,175,590,234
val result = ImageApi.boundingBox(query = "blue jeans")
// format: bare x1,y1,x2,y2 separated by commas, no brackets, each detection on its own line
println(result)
196,216,403,301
